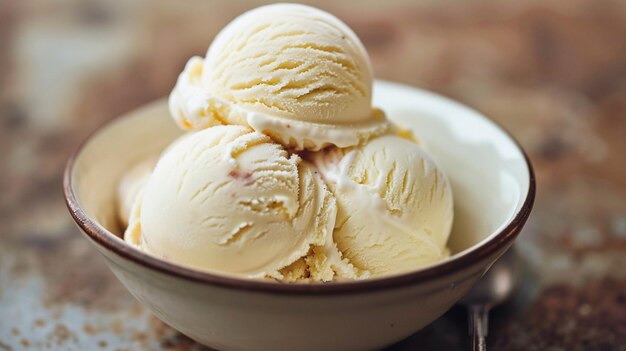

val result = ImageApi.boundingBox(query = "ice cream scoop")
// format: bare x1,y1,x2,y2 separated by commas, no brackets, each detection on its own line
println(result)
124,124,358,281
169,3,389,150
312,135,454,276
117,157,156,227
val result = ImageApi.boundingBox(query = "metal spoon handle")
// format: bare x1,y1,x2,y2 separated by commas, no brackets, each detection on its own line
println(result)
468,305,489,351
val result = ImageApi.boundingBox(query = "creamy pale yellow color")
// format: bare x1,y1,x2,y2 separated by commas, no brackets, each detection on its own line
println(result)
168,3,389,150
124,125,359,281
116,157,156,227
116,136,194,227
119,3,454,282
312,135,454,276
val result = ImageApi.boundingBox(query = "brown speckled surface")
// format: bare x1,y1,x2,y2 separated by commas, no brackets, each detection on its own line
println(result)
1,0,625,350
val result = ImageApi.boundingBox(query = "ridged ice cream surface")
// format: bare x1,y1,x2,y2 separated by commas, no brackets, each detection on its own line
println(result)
118,3,455,282
124,125,359,280
312,135,454,276
169,3,389,150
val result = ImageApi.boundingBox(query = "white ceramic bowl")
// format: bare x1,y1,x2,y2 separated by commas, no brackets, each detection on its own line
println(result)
64,81,535,351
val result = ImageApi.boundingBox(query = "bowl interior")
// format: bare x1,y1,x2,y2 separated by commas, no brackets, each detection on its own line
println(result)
374,81,529,254
71,100,184,236
71,81,530,260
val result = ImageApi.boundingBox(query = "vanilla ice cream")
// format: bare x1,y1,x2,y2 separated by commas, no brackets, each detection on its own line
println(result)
124,125,359,281
169,3,389,150
117,157,156,227
312,135,454,276
119,3,455,282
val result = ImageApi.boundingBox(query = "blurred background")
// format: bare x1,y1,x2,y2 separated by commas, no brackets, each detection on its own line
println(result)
0,0,625,349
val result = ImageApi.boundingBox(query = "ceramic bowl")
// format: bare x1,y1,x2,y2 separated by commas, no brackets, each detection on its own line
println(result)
64,80,535,351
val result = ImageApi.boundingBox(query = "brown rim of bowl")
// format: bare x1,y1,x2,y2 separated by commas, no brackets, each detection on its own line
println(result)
63,100,536,296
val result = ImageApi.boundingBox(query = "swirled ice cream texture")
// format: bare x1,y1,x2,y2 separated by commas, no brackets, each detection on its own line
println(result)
312,135,454,276
124,125,360,281
169,3,389,150
119,3,454,282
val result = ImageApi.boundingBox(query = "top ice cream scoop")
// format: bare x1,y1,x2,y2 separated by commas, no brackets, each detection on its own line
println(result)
169,3,389,150
117,3,454,282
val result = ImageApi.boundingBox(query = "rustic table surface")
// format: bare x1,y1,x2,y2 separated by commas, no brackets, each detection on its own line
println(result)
1,0,625,350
